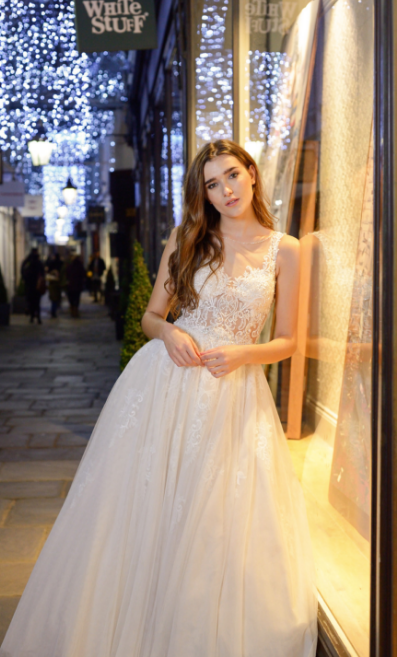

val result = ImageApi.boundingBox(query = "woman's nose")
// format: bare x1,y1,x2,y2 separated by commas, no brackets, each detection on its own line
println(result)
223,186,233,197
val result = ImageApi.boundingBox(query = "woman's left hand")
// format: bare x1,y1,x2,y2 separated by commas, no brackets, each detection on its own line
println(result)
200,345,248,378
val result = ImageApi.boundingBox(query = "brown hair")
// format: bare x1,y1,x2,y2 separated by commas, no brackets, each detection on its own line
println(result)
166,139,274,317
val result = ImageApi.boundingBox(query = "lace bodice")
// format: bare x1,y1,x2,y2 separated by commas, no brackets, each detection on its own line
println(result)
175,231,284,348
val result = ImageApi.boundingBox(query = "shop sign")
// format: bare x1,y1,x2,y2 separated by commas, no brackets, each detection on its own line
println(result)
20,194,43,218
88,205,106,224
244,1,297,34
0,181,25,208
74,0,157,53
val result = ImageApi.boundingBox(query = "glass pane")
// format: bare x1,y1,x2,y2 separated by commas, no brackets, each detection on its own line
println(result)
193,0,233,149
244,1,374,654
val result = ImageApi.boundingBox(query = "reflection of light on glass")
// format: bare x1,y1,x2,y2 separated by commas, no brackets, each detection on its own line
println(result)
248,51,292,156
172,165,184,226
274,199,282,206
298,2,314,56
195,0,233,146
43,165,86,243
245,140,264,164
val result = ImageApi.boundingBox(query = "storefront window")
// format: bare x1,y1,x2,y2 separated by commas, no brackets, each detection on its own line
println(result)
245,1,374,654
193,0,233,148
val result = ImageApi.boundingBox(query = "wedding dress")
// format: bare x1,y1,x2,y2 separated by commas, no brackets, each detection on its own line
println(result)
0,230,318,657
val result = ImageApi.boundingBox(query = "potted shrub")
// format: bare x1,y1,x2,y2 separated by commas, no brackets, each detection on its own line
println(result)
12,277,27,314
120,241,152,371
0,265,10,326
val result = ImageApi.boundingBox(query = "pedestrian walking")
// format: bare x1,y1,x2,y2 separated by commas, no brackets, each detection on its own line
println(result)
21,248,45,324
46,253,63,318
88,251,106,302
66,253,86,318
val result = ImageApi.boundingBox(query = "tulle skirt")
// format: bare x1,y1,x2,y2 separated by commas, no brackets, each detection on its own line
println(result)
0,337,318,657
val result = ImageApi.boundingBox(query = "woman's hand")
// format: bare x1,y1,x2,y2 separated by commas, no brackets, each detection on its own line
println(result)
200,345,247,378
163,324,202,368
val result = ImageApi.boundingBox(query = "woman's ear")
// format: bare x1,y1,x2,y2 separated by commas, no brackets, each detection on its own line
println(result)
248,164,256,185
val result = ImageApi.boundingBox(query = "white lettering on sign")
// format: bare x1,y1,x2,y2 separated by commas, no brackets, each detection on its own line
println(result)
83,0,149,33
244,2,297,33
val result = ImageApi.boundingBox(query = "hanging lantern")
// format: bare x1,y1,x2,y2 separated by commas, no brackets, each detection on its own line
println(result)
62,177,78,206
57,205,68,219
27,122,55,166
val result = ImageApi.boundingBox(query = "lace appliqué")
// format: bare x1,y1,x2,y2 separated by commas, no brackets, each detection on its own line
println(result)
235,470,247,498
174,231,284,349
185,373,218,464
108,387,146,448
255,419,273,469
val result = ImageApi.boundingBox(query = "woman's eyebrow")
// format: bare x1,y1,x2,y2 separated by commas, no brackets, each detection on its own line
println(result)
204,166,238,186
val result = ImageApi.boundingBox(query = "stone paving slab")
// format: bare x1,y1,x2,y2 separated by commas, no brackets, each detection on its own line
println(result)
27,434,58,448
0,481,63,499
0,500,12,526
0,460,80,481
0,436,30,449
0,596,20,641
0,447,86,462
0,527,46,561
0,562,35,595
5,498,65,527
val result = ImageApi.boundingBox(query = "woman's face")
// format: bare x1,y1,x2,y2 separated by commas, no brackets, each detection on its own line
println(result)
203,154,256,219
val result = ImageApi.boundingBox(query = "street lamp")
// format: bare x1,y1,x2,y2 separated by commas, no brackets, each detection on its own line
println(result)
28,121,54,166
62,177,78,206
57,205,68,219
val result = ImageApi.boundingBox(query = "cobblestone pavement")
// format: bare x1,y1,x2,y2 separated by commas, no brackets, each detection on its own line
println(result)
0,293,121,641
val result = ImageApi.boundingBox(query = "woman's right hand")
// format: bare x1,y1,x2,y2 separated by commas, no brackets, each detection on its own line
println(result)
162,324,202,368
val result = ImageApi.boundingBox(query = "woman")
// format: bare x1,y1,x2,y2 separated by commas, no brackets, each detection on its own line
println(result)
66,253,86,318
0,140,317,657
46,253,63,319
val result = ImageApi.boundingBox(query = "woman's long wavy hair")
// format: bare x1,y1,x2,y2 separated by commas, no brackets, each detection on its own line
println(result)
166,139,274,317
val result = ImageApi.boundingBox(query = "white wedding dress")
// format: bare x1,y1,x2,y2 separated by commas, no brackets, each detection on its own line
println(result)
1,230,318,657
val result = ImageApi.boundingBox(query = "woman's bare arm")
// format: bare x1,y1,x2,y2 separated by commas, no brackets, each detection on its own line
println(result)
141,229,202,367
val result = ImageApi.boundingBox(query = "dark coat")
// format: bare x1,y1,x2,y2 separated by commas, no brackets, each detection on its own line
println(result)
21,254,45,300
66,258,86,293
89,257,106,279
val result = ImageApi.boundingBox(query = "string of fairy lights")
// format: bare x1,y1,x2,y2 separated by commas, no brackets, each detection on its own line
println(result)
0,0,128,242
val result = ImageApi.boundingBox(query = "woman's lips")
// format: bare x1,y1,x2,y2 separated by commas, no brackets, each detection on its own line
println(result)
225,198,239,207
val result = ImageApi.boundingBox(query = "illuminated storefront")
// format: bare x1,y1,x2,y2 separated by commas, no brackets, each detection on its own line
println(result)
129,0,396,653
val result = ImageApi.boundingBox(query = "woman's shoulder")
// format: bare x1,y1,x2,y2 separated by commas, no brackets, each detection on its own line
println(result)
277,232,299,252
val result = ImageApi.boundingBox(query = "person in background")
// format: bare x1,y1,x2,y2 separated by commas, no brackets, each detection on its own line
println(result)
88,251,106,302
21,247,45,324
66,253,86,318
46,252,63,319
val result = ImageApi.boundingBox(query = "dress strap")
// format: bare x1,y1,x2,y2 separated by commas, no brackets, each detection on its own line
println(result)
268,231,284,271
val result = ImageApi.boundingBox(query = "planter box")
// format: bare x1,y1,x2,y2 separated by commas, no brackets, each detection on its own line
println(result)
12,295,27,314
0,303,10,326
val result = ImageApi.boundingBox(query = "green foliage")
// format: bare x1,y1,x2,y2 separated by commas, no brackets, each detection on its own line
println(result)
16,277,25,296
120,242,152,371
0,266,8,304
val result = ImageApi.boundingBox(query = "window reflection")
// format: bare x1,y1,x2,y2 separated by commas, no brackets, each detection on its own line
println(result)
194,0,233,147
245,0,373,655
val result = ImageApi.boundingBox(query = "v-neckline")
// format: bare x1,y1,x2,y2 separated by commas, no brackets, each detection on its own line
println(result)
221,232,276,282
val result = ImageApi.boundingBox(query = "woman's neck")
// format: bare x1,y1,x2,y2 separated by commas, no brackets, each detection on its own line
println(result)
219,211,270,241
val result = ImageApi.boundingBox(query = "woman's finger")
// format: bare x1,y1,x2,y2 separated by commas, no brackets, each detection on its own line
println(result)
186,346,201,365
211,368,227,377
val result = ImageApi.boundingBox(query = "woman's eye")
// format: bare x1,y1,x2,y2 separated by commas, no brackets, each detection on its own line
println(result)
230,172,238,179
208,183,217,189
